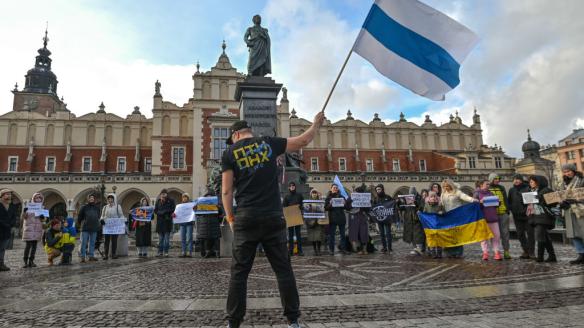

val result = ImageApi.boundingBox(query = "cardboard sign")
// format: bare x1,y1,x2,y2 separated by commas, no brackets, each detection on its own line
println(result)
331,198,345,208
103,217,126,235
398,194,416,207
483,196,500,207
522,192,539,204
351,193,372,208
284,205,304,227
173,202,196,224
131,206,154,222
543,188,584,204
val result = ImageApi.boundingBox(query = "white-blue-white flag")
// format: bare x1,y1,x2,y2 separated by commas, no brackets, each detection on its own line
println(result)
333,175,349,199
353,0,479,100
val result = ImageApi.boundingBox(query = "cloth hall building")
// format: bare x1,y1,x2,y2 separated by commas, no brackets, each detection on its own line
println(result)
0,34,515,217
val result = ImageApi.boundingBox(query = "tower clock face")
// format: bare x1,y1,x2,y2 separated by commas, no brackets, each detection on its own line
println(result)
23,96,39,110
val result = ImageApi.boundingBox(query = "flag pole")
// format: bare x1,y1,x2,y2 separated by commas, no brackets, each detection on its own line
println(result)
320,48,354,114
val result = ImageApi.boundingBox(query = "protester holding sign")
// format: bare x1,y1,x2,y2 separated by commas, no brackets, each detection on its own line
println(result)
197,192,222,259
508,174,534,260
474,180,502,261
155,189,176,257
526,175,557,263
372,184,395,254
283,182,304,256
559,164,584,264
348,186,369,255
305,189,325,256
133,197,152,258
177,193,195,258
100,194,125,260
400,187,425,256
20,192,45,268
324,184,350,255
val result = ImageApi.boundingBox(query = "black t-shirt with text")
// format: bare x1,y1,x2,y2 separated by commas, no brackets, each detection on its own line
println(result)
221,136,287,218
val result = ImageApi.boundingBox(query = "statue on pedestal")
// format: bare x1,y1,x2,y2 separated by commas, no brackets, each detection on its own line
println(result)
244,15,271,77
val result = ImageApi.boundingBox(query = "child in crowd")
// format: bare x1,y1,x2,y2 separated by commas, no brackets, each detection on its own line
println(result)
44,219,64,266
59,217,77,265
474,180,502,261
423,191,443,259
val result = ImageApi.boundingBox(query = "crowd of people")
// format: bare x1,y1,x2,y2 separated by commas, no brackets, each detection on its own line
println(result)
0,164,583,271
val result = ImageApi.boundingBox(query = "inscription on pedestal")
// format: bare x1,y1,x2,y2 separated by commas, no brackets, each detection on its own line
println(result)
243,100,277,137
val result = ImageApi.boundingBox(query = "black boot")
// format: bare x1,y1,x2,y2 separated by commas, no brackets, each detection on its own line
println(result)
0,262,9,271
23,257,29,268
544,241,557,262
536,242,545,262
570,253,584,265
28,256,37,268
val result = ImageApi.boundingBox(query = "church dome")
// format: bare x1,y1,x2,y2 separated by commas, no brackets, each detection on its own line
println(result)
522,129,541,158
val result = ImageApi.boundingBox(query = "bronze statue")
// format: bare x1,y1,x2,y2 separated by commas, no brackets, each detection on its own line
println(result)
244,15,271,76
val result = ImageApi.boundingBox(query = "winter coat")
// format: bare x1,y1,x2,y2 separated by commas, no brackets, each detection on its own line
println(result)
77,202,101,232
488,184,509,215
348,209,369,243
197,214,221,239
22,211,44,241
0,202,17,241
155,198,176,234
474,189,499,223
324,192,349,225
45,228,63,249
526,175,555,228
401,195,425,245
508,182,529,220
440,190,474,212
423,202,441,214
563,172,584,239
135,220,152,247
283,191,304,209
101,203,125,235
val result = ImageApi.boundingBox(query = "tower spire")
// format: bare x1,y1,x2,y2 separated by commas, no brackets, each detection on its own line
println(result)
43,22,49,49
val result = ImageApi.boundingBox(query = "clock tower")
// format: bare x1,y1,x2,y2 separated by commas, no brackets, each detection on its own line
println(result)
12,28,67,115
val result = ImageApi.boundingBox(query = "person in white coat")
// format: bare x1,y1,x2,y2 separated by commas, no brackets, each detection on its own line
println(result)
100,194,125,260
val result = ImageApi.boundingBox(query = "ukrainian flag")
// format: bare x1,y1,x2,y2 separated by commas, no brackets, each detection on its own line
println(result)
419,203,493,248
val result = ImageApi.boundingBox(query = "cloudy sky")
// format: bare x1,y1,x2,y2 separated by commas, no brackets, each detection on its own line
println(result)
0,0,582,156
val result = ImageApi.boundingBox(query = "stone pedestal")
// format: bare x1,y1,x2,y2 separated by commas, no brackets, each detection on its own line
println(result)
234,76,282,137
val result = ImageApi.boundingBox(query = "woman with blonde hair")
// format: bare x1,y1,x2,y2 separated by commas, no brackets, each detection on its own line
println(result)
439,179,477,258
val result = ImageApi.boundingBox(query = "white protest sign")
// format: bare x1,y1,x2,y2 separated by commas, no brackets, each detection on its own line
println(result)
173,202,196,224
103,217,126,235
27,202,46,216
331,198,345,208
483,196,500,207
351,193,372,208
522,192,539,204
398,194,416,207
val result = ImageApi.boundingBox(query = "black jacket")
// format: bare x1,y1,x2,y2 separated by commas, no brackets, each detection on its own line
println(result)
45,228,62,248
508,182,529,219
77,203,101,232
324,192,350,225
155,198,176,233
283,191,304,210
528,175,555,227
0,203,17,241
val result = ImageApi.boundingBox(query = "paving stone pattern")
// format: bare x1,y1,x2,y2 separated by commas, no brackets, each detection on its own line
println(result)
1,240,583,327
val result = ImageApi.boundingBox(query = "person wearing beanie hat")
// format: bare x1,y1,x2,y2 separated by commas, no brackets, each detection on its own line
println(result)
561,163,584,264
488,173,512,259
283,181,304,256
372,184,395,254
178,193,194,258
0,189,17,271
508,174,533,259
154,188,175,257
77,193,101,263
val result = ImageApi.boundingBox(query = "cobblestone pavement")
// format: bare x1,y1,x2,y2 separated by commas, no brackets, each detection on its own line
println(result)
1,239,583,327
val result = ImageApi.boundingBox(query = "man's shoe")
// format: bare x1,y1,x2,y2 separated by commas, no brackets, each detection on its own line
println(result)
103,256,109,260
288,319,301,328
569,254,584,265
23,258,29,268
519,252,530,259
80,257,86,263
227,319,240,328
0,263,10,271
545,255,557,263
89,257,98,262
503,251,512,260
156,253,163,258
112,255,118,259
164,253,169,257
381,248,388,253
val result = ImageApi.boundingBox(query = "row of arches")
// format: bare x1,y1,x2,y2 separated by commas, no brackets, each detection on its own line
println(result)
9,187,186,220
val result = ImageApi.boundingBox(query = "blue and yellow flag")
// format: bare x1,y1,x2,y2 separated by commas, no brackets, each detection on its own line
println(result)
418,203,493,248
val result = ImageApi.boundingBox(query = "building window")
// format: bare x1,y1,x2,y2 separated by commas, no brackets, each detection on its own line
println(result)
144,157,152,172
82,157,92,172
172,146,186,170
468,156,476,169
45,156,56,172
419,159,427,172
117,157,126,173
494,157,502,169
567,151,576,160
366,159,374,172
7,156,18,172
311,157,319,172
213,127,230,160
392,159,400,172
338,158,346,172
